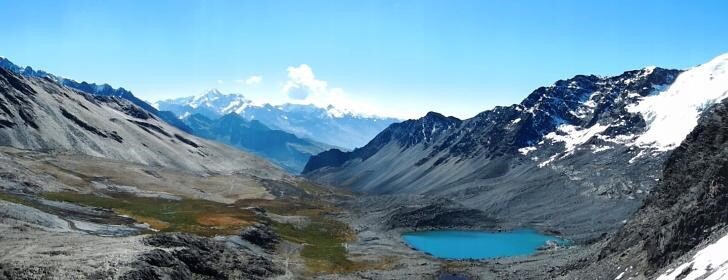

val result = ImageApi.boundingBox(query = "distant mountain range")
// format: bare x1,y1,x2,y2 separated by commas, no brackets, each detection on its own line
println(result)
155,91,400,149
183,113,334,173
0,57,359,173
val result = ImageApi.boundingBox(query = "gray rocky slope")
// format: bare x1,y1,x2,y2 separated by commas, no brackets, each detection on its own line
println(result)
0,64,322,279
0,66,285,177
0,57,192,133
305,53,728,242
562,98,728,279
305,66,682,240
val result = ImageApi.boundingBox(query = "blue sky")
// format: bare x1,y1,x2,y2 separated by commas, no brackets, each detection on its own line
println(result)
1,0,727,119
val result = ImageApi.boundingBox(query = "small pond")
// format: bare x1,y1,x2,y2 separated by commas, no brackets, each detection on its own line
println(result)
402,229,564,260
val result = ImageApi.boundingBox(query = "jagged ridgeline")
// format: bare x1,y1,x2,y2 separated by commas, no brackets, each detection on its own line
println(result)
304,65,683,240
305,54,728,242
0,66,283,175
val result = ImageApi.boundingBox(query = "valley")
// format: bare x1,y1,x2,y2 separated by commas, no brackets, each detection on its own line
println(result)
2,52,728,280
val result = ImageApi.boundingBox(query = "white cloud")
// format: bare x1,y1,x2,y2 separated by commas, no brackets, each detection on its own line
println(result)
216,79,224,84
282,64,328,100
242,75,262,86
280,64,361,116
279,64,407,118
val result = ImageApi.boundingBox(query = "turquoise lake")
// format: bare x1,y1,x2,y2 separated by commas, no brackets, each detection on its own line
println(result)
401,230,564,260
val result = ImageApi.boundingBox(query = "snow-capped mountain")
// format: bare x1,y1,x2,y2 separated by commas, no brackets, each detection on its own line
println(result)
155,92,399,149
568,95,728,280
304,53,728,239
153,89,252,120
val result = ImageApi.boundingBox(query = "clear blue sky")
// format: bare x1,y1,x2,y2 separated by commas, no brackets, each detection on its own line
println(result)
1,0,727,119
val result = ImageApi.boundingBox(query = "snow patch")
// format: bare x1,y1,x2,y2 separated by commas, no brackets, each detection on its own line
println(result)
538,154,558,168
628,53,728,151
518,146,536,155
544,124,608,154
656,231,728,280
591,145,613,153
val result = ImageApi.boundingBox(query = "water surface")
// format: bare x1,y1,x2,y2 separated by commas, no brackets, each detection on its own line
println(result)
402,229,563,260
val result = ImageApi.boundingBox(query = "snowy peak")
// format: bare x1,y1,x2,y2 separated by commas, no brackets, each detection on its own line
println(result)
507,65,682,165
155,89,251,119
156,95,399,149
628,53,728,151
189,89,250,113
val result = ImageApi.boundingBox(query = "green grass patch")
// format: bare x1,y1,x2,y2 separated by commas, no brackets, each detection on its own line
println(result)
42,192,257,236
0,192,28,205
271,216,360,273
236,198,368,273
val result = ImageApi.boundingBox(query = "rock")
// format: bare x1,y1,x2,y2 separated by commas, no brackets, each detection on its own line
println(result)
131,233,283,280
122,249,192,280
386,199,497,229
239,223,279,250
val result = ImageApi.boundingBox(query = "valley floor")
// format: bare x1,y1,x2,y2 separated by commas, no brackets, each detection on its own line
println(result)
0,147,614,280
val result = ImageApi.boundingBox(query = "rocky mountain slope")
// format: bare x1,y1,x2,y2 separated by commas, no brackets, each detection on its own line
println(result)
155,90,399,149
0,59,362,279
564,95,728,280
0,57,192,133
0,66,283,176
183,113,333,173
305,53,728,240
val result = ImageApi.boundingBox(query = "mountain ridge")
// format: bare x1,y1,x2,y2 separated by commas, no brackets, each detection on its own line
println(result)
155,90,400,149
183,112,334,173
0,57,192,133
0,66,284,177
303,61,697,240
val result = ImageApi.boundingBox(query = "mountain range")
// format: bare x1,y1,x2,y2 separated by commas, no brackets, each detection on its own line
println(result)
3,52,728,279
182,113,334,173
0,58,365,173
0,57,192,134
305,54,728,241
155,91,399,149
0,66,283,176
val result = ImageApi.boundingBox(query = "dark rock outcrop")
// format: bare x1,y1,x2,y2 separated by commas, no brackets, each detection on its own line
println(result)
127,233,283,280
122,249,193,280
386,199,497,230
239,223,280,250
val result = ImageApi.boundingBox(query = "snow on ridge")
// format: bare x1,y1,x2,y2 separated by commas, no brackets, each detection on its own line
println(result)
628,53,728,151
544,123,608,154
518,146,536,155
656,231,728,280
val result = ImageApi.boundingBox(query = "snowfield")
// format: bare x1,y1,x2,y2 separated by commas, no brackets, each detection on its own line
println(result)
656,231,728,280
629,53,728,151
